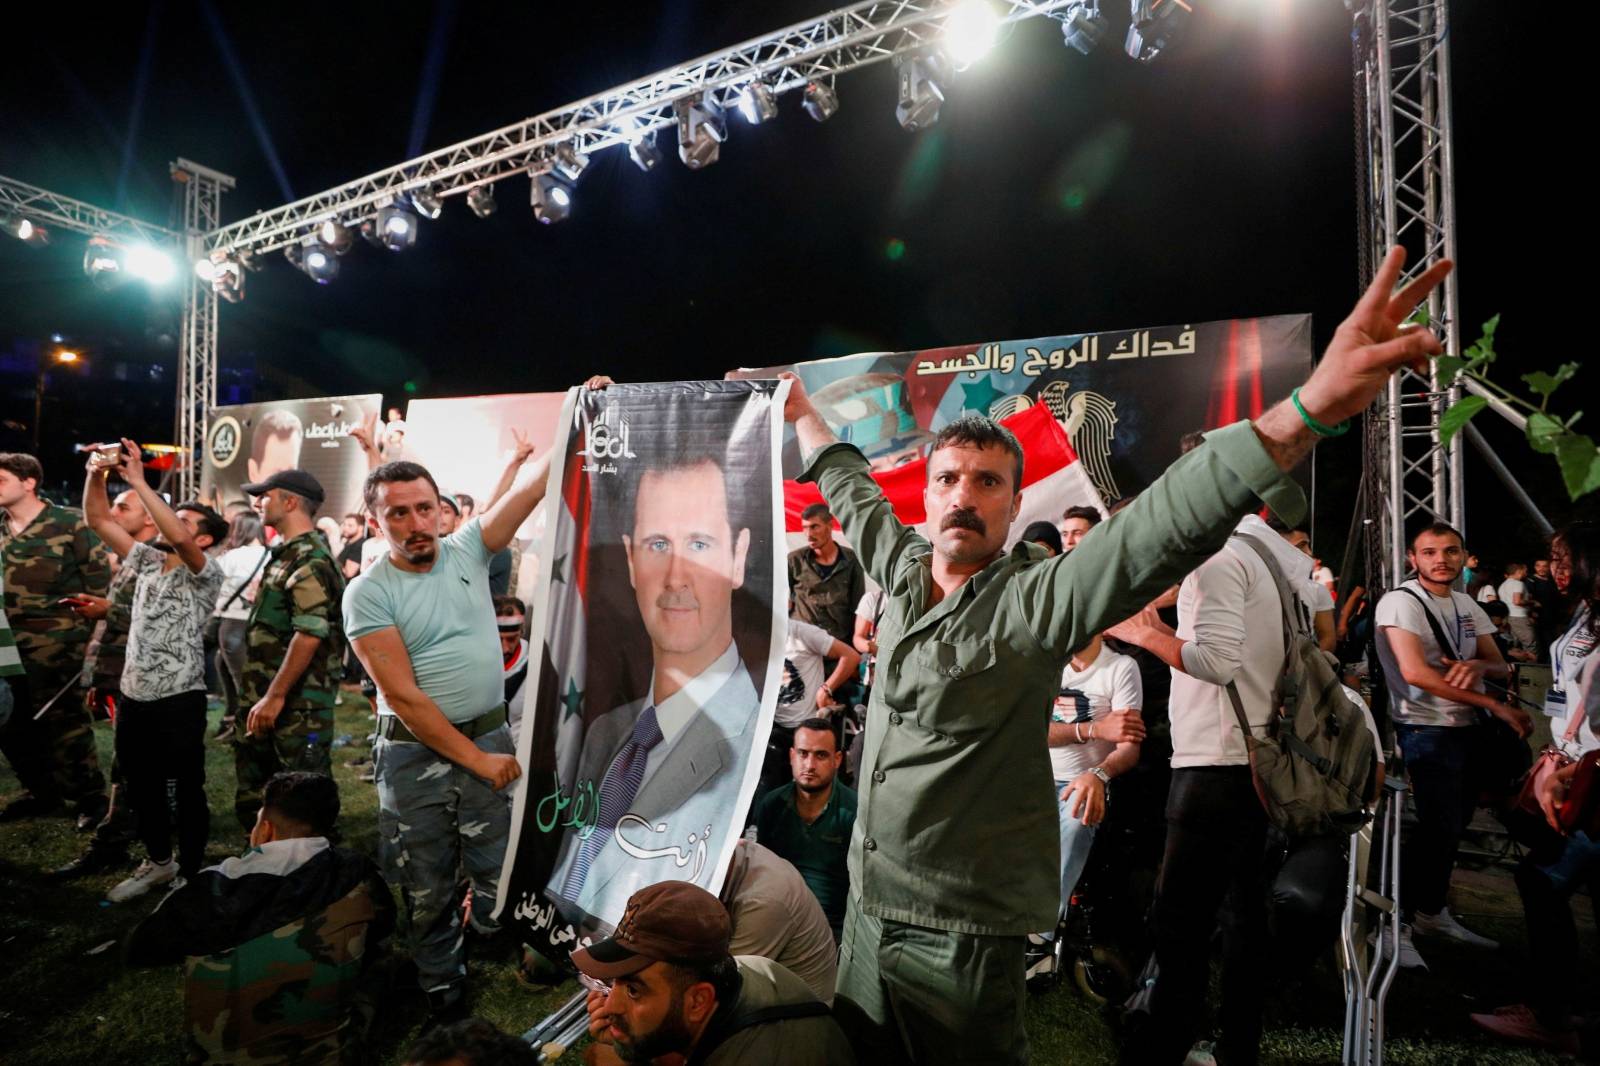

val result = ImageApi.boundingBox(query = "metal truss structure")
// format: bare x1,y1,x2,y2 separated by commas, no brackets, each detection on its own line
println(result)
0,174,180,247
172,159,236,499
1352,0,1462,589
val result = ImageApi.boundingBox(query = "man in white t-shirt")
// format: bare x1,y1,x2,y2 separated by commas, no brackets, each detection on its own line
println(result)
760,618,858,796
1498,562,1535,653
1374,521,1531,968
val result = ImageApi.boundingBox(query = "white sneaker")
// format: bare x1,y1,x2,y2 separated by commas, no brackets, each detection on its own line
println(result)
107,858,176,902
1370,921,1428,971
1412,906,1500,950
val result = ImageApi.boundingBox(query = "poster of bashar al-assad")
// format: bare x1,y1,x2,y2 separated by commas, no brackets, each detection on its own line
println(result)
200,394,381,519
496,380,786,956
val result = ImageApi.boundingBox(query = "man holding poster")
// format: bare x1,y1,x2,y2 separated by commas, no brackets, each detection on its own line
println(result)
784,247,1452,1065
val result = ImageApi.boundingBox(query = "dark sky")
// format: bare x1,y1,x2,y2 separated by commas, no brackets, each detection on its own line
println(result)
0,2,1582,555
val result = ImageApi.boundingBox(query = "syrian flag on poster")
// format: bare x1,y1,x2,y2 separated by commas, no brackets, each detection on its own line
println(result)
545,423,592,791
782,402,1105,549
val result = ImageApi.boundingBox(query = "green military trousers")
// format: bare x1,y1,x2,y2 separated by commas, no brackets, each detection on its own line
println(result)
834,896,1029,1065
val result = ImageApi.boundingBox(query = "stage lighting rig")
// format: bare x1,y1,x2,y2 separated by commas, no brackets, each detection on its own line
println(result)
623,120,664,171
467,185,497,217
83,236,122,288
5,214,48,245
1125,0,1190,63
1061,1,1109,54
738,80,778,124
802,80,839,123
675,95,727,170
553,143,590,182
316,218,354,254
195,250,246,303
285,237,339,284
894,51,946,131
529,167,573,224
410,184,444,220
942,0,1001,70
364,199,419,251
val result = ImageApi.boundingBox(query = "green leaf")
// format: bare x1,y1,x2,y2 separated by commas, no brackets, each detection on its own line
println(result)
1521,362,1580,399
1409,306,1431,327
1554,432,1600,500
1482,313,1500,336
1439,395,1488,446
1526,412,1565,455
1434,355,1467,388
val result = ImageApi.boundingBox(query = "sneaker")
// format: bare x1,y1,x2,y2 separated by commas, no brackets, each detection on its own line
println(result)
107,858,177,902
1470,1003,1580,1054
1370,922,1428,971
50,846,130,880
1413,906,1499,950
1024,933,1056,985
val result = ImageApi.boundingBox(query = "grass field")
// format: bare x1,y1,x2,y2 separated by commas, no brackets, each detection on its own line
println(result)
0,689,1583,1064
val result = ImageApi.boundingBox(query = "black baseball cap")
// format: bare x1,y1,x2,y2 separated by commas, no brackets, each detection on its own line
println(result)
242,468,326,504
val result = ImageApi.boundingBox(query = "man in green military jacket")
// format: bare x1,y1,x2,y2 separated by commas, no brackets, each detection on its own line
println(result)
0,452,110,825
783,247,1452,1064
234,469,346,830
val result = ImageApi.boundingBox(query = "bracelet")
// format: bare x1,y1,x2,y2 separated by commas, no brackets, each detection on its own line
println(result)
1074,721,1085,744
1291,388,1350,438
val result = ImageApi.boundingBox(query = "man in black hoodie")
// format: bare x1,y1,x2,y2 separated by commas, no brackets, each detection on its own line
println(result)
126,772,394,1064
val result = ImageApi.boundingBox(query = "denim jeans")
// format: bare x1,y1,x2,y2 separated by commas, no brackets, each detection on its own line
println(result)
1040,778,1097,938
1393,722,1479,917
1517,830,1600,1027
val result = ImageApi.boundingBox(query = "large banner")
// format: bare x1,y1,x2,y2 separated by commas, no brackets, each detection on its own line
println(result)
731,315,1313,505
201,394,381,519
496,380,787,957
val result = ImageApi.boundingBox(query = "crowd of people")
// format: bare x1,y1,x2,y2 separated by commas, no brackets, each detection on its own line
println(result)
1,248,1597,1065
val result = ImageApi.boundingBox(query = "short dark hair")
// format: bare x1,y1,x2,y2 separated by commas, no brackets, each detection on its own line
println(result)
614,447,740,540
800,503,832,524
793,717,838,749
493,595,525,618
225,512,265,550
1178,430,1207,454
1061,505,1101,528
929,415,1024,492
403,1018,539,1066
455,493,475,513
177,501,230,546
261,772,340,836
364,460,441,511
342,512,364,524
0,453,43,488
1407,519,1463,551
1019,520,1063,556
665,954,741,1006
1482,599,1510,620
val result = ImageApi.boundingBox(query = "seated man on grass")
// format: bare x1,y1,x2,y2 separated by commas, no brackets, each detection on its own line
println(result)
125,771,394,1065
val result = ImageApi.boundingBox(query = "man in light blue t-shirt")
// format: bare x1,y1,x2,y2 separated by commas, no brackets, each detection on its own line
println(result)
343,422,559,1024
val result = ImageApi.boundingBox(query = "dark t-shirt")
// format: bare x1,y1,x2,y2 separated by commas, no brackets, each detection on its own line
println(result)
753,782,856,933
337,538,364,567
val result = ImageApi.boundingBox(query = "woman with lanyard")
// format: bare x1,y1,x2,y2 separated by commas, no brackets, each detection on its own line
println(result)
1472,522,1600,1055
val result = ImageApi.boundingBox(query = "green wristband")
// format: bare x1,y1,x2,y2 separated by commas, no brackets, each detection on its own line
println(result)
1291,388,1350,438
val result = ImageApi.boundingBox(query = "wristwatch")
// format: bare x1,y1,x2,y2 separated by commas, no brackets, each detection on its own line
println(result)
1088,766,1111,787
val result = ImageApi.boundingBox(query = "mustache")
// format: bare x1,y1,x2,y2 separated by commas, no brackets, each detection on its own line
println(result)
940,508,986,535
656,593,700,611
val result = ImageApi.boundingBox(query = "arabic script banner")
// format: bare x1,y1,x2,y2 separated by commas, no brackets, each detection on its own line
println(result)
200,394,382,520
495,380,787,958
730,315,1313,502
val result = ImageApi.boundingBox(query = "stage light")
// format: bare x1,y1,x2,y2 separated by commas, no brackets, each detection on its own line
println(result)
365,200,419,251
530,169,573,224
1125,0,1191,63
6,215,48,245
802,80,839,123
894,52,946,131
1061,0,1109,53
554,143,590,182
675,95,726,170
943,0,1001,70
410,184,443,220
124,244,177,285
626,126,664,172
467,185,497,218
738,81,778,124
286,238,339,284
316,218,354,254
83,236,123,285
203,250,246,303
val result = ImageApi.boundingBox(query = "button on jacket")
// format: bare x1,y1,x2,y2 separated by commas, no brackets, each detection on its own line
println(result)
798,419,1304,935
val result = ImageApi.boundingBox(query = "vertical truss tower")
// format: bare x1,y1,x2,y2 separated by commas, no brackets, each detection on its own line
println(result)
1353,0,1461,589
170,159,234,501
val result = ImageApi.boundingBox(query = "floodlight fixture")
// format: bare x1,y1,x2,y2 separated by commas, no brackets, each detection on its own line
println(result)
675,94,727,170
553,143,590,182
1061,0,1109,53
738,80,778,124
316,218,354,254
5,215,48,245
625,123,664,171
286,237,339,284
410,184,444,220
802,80,839,123
83,236,123,286
1126,0,1191,63
365,199,419,251
530,168,574,225
467,184,498,218
943,0,1002,70
124,244,177,285
894,51,946,131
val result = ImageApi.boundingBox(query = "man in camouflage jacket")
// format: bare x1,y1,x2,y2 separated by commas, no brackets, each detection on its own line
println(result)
234,470,346,831
0,452,109,823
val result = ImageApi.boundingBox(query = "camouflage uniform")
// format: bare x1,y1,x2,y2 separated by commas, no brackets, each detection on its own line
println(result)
0,502,110,813
80,555,142,851
232,532,345,829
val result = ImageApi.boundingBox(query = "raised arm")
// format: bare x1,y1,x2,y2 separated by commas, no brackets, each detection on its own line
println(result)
479,451,551,555
83,451,134,559
114,439,208,574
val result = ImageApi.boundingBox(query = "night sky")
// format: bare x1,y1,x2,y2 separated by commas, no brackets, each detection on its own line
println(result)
0,2,1580,560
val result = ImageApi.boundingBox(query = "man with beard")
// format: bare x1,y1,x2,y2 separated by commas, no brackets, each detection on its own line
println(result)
781,246,1458,1063
754,719,856,941
576,881,853,1065
1374,521,1530,969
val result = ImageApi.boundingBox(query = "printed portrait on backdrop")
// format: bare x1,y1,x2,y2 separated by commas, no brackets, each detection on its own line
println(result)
497,380,785,956
201,394,380,520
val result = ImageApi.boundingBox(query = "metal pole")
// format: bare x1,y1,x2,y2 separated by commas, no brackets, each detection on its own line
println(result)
1463,423,1553,536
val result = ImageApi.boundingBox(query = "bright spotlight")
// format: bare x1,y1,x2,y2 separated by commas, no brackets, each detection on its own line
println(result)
410,185,444,220
530,170,573,224
365,201,419,251
943,1,1001,70
286,238,339,284
1126,0,1191,63
317,219,354,254
894,52,946,131
194,257,218,281
675,95,727,170
627,128,664,172
124,244,177,285
802,81,839,123
738,81,778,124
1061,0,1109,53
204,251,246,303
83,236,122,286
467,185,497,218
6,215,48,245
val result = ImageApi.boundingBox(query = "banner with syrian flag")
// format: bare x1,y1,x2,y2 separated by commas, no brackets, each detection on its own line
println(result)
496,381,787,959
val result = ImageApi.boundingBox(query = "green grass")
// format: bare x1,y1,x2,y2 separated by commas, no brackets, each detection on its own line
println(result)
0,691,1585,1064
